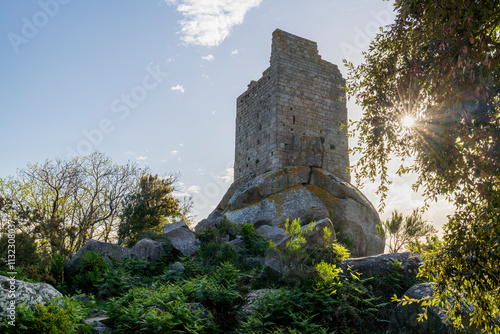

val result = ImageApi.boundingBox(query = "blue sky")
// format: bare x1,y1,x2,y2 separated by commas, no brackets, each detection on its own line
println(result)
0,0,453,229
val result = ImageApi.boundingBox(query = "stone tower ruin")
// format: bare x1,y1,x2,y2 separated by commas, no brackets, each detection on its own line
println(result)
234,29,349,182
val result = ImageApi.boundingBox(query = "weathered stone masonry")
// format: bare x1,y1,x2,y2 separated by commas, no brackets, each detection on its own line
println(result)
234,29,349,182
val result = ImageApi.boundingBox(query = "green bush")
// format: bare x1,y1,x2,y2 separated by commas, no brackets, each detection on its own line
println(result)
198,234,239,267
1,297,93,334
72,251,108,294
241,264,380,333
98,266,133,299
311,241,351,266
108,262,242,333
51,253,66,284
0,232,39,268
108,283,215,333
240,223,270,256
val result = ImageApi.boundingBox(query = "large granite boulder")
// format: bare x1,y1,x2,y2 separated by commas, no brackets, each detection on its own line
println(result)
340,252,423,278
389,283,491,334
65,240,129,280
0,275,62,320
163,221,199,256
225,185,329,228
256,225,286,242
197,166,384,257
65,238,170,280
129,238,169,261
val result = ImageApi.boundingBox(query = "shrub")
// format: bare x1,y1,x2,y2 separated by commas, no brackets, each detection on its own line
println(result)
98,266,133,299
108,283,215,333
241,261,382,333
240,223,270,256
198,231,239,267
71,251,108,294
50,253,66,284
1,297,93,334
238,288,326,333
0,232,39,268
311,241,351,266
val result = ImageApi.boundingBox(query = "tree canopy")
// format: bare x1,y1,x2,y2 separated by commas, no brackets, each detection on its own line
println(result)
346,0,499,330
0,153,142,256
118,174,181,246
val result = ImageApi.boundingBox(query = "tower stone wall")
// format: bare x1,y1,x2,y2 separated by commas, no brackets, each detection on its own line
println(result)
234,29,349,182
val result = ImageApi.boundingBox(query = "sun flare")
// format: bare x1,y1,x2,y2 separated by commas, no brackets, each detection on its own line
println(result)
402,116,415,128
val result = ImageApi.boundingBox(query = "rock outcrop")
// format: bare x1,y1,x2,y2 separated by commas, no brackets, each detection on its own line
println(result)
85,315,112,334
163,221,199,256
65,238,169,280
198,166,384,257
0,275,62,319
340,252,423,278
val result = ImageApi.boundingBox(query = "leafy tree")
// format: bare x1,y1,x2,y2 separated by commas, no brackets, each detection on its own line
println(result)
345,0,500,329
118,174,181,246
0,152,142,256
376,209,437,253
407,235,443,256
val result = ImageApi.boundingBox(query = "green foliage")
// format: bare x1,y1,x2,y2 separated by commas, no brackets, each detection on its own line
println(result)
408,235,443,256
198,238,239,267
314,242,351,266
107,284,214,333
107,264,243,333
377,209,437,253
284,218,308,252
1,297,93,334
0,153,142,256
240,267,380,333
72,251,108,295
197,220,270,268
346,0,500,329
118,174,181,246
0,232,39,268
50,253,66,284
240,223,270,256
331,215,355,251
98,266,133,299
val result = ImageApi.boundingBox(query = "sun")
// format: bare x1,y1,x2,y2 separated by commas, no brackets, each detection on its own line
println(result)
402,115,415,128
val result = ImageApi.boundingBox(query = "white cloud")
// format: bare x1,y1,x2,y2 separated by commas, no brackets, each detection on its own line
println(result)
136,156,148,161
173,192,190,197
217,168,234,183
202,54,214,61
171,84,185,93
187,185,201,194
202,74,209,79
171,150,178,155
165,0,262,47
230,49,239,55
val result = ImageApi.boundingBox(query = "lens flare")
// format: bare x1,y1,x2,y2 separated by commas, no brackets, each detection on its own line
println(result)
402,116,415,128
